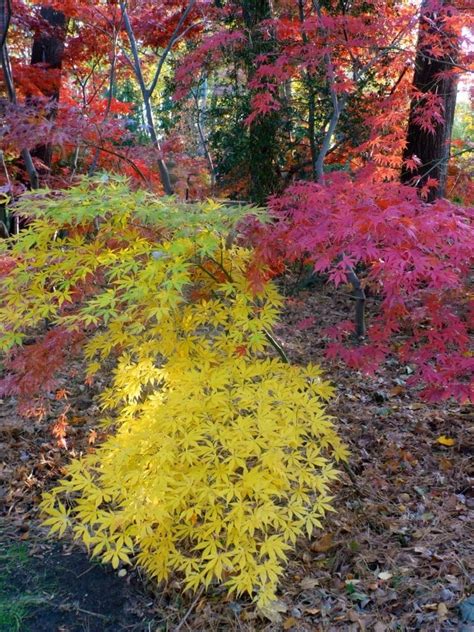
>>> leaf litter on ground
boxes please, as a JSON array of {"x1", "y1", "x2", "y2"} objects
[{"x1": 0, "y1": 280, "x2": 472, "y2": 630}]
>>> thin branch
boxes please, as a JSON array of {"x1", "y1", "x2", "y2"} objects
[
  {"x1": 196, "y1": 258, "x2": 290, "y2": 363},
  {"x1": 263, "y1": 327, "x2": 290, "y2": 363},
  {"x1": 175, "y1": 586, "x2": 205, "y2": 632},
  {"x1": 120, "y1": 2, "x2": 173, "y2": 194},
  {"x1": 83, "y1": 142, "x2": 151, "y2": 184},
  {"x1": 89, "y1": 27, "x2": 119, "y2": 175},
  {"x1": 406, "y1": 146, "x2": 473, "y2": 184},
  {"x1": 147, "y1": 0, "x2": 197, "y2": 99},
  {"x1": 388, "y1": 63, "x2": 410, "y2": 97}
]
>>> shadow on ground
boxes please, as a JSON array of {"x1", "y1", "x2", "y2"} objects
[{"x1": 0, "y1": 528, "x2": 156, "y2": 632}]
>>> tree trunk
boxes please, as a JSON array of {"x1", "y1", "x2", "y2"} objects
[
  {"x1": 401, "y1": 0, "x2": 459, "y2": 201},
  {"x1": 30, "y1": 6, "x2": 66, "y2": 168}
]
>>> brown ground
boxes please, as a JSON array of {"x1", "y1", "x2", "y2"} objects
[{"x1": 0, "y1": 282, "x2": 472, "y2": 631}]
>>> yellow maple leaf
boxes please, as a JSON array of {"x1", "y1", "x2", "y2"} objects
[{"x1": 436, "y1": 435, "x2": 455, "y2": 447}]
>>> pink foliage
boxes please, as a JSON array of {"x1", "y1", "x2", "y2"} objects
[
  {"x1": 248, "y1": 173, "x2": 474, "y2": 402},
  {"x1": 1, "y1": 99, "x2": 131, "y2": 157},
  {"x1": 174, "y1": 31, "x2": 245, "y2": 100}
]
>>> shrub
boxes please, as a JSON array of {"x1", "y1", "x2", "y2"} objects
[
  {"x1": 0, "y1": 176, "x2": 346, "y2": 606},
  {"x1": 248, "y1": 173, "x2": 474, "y2": 402}
]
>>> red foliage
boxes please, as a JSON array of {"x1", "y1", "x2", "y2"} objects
[
  {"x1": 1, "y1": 0, "x2": 210, "y2": 192},
  {"x1": 0, "y1": 327, "x2": 84, "y2": 417},
  {"x1": 248, "y1": 173, "x2": 474, "y2": 403}
]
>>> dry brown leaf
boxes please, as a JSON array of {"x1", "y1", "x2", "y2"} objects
[
  {"x1": 439, "y1": 457, "x2": 453, "y2": 471},
  {"x1": 300, "y1": 576, "x2": 320, "y2": 590},
  {"x1": 283, "y1": 617, "x2": 298, "y2": 630},
  {"x1": 310, "y1": 532, "x2": 336, "y2": 552},
  {"x1": 390, "y1": 386, "x2": 405, "y2": 397},
  {"x1": 437, "y1": 602, "x2": 449, "y2": 620}
]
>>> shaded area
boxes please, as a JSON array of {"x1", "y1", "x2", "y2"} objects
[{"x1": 0, "y1": 528, "x2": 156, "y2": 631}]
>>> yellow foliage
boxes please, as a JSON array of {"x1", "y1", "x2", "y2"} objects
[
  {"x1": 0, "y1": 176, "x2": 347, "y2": 607},
  {"x1": 42, "y1": 356, "x2": 344, "y2": 605}
]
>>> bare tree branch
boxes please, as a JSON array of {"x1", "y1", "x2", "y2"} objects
[
  {"x1": 311, "y1": 0, "x2": 346, "y2": 182},
  {"x1": 148, "y1": 0, "x2": 197, "y2": 99},
  {"x1": 119, "y1": 2, "x2": 173, "y2": 194}
]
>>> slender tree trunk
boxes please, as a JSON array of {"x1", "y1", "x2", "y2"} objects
[
  {"x1": 192, "y1": 80, "x2": 216, "y2": 188},
  {"x1": 1, "y1": 0, "x2": 38, "y2": 190},
  {"x1": 401, "y1": 0, "x2": 459, "y2": 201},
  {"x1": 120, "y1": 3, "x2": 174, "y2": 195},
  {"x1": 1, "y1": 0, "x2": 12, "y2": 50},
  {"x1": 311, "y1": 0, "x2": 348, "y2": 184}
]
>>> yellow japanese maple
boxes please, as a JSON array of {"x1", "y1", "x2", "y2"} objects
[{"x1": 0, "y1": 176, "x2": 347, "y2": 607}]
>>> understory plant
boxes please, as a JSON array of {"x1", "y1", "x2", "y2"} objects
[
  {"x1": 249, "y1": 172, "x2": 474, "y2": 403},
  {"x1": 0, "y1": 176, "x2": 347, "y2": 607}
]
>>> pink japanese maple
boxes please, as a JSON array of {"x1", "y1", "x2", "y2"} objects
[{"x1": 248, "y1": 171, "x2": 473, "y2": 402}]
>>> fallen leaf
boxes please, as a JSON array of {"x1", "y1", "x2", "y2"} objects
[
  {"x1": 390, "y1": 385, "x2": 405, "y2": 397},
  {"x1": 436, "y1": 435, "x2": 455, "y2": 447},
  {"x1": 283, "y1": 617, "x2": 298, "y2": 630},
  {"x1": 258, "y1": 600, "x2": 288, "y2": 623},
  {"x1": 377, "y1": 571, "x2": 393, "y2": 581},
  {"x1": 437, "y1": 602, "x2": 448, "y2": 620},
  {"x1": 347, "y1": 609, "x2": 364, "y2": 625},
  {"x1": 310, "y1": 532, "x2": 336, "y2": 552},
  {"x1": 299, "y1": 576, "x2": 320, "y2": 590},
  {"x1": 439, "y1": 457, "x2": 453, "y2": 471}
]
